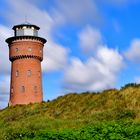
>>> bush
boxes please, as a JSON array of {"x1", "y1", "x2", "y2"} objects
[{"x1": 1, "y1": 121, "x2": 140, "y2": 140}]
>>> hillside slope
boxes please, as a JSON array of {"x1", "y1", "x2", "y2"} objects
[
  {"x1": 1, "y1": 84, "x2": 140, "y2": 120},
  {"x1": 0, "y1": 83, "x2": 140, "y2": 139}
]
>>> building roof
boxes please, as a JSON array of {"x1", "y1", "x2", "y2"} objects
[{"x1": 12, "y1": 22, "x2": 40, "y2": 30}]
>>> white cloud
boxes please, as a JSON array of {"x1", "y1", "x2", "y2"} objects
[
  {"x1": 78, "y1": 25, "x2": 102, "y2": 54},
  {"x1": 0, "y1": 25, "x2": 11, "y2": 74},
  {"x1": 2, "y1": 0, "x2": 69, "y2": 73},
  {"x1": 96, "y1": 46, "x2": 123, "y2": 73},
  {"x1": 42, "y1": 41, "x2": 69, "y2": 72},
  {"x1": 54, "y1": 0, "x2": 100, "y2": 24},
  {"x1": 0, "y1": 75, "x2": 10, "y2": 109},
  {"x1": 5, "y1": 0, "x2": 54, "y2": 35},
  {"x1": 0, "y1": 76, "x2": 10, "y2": 94},
  {"x1": 63, "y1": 46, "x2": 123, "y2": 92},
  {"x1": 125, "y1": 39, "x2": 140, "y2": 63}
]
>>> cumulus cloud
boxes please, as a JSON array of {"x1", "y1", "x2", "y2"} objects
[
  {"x1": 42, "y1": 41, "x2": 69, "y2": 72},
  {"x1": 96, "y1": 46, "x2": 123, "y2": 73},
  {"x1": 2, "y1": 0, "x2": 69, "y2": 73},
  {"x1": 63, "y1": 46, "x2": 123, "y2": 92},
  {"x1": 125, "y1": 39, "x2": 140, "y2": 63},
  {"x1": 63, "y1": 25, "x2": 124, "y2": 92},
  {"x1": 0, "y1": 25, "x2": 11, "y2": 74},
  {"x1": 5, "y1": 0, "x2": 54, "y2": 35},
  {"x1": 78, "y1": 25, "x2": 102, "y2": 53},
  {"x1": 0, "y1": 76, "x2": 10, "y2": 95},
  {"x1": 0, "y1": 75, "x2": 10, "y2": 109},
  {"x1": 54, "y1": 0, "x2": 100, "y2": 24}
]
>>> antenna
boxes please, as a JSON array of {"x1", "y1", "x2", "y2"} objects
[{"x1": 25, "y1": 15, "x2": 28, "y2": 23}]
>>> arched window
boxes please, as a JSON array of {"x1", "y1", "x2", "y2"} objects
[
  {"x1": 21, "y1": 86, "x2": 25, "y2": 93},
  {"x1": 28, "y1": 47, "x2": 32, "y2": 52},
  {"x1": 40, "y1": 48, "x2": 42, "y2": 53},
  {"x1": 16, "y1": 70, "x2": 19, "y2": 77},
  {"x1": 27, "y1": 70, "x2": 31, "y2": 76},
  {"x1": 15, "y1": 48, "x2": 18, "y2": 52},
  {"x1": 11, "y1": 87, "x2": 14, "y2": 93}
]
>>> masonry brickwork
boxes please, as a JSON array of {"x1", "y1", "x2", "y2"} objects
[{"x1": 6, "y1": 24, "x2": 46, "y2": 106}]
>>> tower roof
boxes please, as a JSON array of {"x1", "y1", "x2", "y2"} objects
[{"x1": 12, "y1": 22, "x2": 40, "y2": 30}]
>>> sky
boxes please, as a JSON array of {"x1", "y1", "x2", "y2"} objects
[{"x1": 1, "y1": 0, "x2": 140, "y2": 108}]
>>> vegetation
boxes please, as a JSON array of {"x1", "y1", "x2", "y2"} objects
[
  {"x1": 0, "y1": 83, "x2": 140, "y2": 139},
  {"x1": 1, "y1": 121, "x2": 140, "y2": 140}
]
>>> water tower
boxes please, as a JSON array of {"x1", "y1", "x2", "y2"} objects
[{"x1": 6, "y1": 22, "x2": 46, "y2": 106}]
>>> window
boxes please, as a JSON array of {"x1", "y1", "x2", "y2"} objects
[
  {"x1": 28, "y1": 47, "x2": 32, "y2": 51},
  {"x1": 21, "y1": 86, "x2": 25, "y2": 93},
  {"x1": 34, "y1": 86, "x2": 37, "y2": 93},
  {"x1": 27, "y1": 70, "x2": 31, "y2": 76},
  {"x1": 16, "y1": 29, "x2": 24, "y2": 36},
  {"x1": 40, "y1": 48, "x2": 42, "y2": 53},
  {"x1": 15, "y1": 48, "x2": 18, "y2": 52},
  {"x1": 34, "y1": 30, "x2": 38, "y2": 36},
  {"x1": 16, "y1": 70, "x2": 19, "y2": 77},
  {"x1": 11, "y1": 87, "x2": 14, "y2": 97},
  {"x1": 11, "y1": 87, "x2": 14, "y2": 93}
]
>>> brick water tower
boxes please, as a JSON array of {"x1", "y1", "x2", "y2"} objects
[{"x1": 6, "y1": 23, "x2": 46, "y2": 106}]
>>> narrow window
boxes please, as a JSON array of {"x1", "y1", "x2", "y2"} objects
[
  {"x1": 15, "y1": 48, "x2": 18, "y2": 52},
  {"x1": 34, "y1": 86, "x2": 37, "y2": 93},
  {"x1": 16, "y1": 70, "x2": 19, "y2": 77},
  {"x1": 27, "y1": 70, "x2": 31, "y2": 76},
  {"x1": 11, "y1": 87, "x2": 14, "y2": 93},
  {"x1": 21, "y1": 86, "x2": 25, "y2": 93},
  {"x1": 40, "y1": 48, "x2": 42, "y2": 53},
  {"x1": 28, "y1": 47, "x2": 32, "y2": 51},
  {"x1": 11, "y1": 87, "x2": 14, "y2": 97}
]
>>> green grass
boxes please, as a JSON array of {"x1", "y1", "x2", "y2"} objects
[
  {"x1": 0, "y1": 83, "x2": 140, "y2": 139},
  {"x1": 1, "y1": 121, "x2": 140, "y2": 140}
]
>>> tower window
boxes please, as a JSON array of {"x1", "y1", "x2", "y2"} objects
[
  {"x1": 28, "y1": 47, "x2": 32, "y2": 51},
  {"x1": 15, "y1": 48, "x2": 18, "y2": 52},
  {"x1": 34, "y1": 86, "x2": 37, "y2": 93},
  {"x1": 16, "y1": 70, "x2": 19, "y2": 77},
  {"x1": 40, "y1": 48, "x2": 42, "y2": 53},
  {"x1": 11, "y1": 87, "x2": 14, "y2": 93},
  {"x1": 27, "y1": 70, "x2": 31, "y2": 76},
  {"x1": 21, "y1": 86, "x2": 25, "y2": 93}
]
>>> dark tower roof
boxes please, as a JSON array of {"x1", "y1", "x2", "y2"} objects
[{"x1": 12, "y1": 22, "x2": 40, "y2": 30}]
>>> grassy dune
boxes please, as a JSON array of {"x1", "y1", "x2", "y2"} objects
[{"x1": 0, "y1": 83, "x2": 140, "y2": 139}]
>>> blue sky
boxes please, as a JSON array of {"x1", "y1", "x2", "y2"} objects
[{"x1": 1, "y1": 0, "x2": 140, "y2": 108}]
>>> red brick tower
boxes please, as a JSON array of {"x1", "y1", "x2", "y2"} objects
[{"x1": 6, "y1": 23, "x2": 46, "y2": 106}]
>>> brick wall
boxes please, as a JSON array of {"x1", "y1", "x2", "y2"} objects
[{"x1": 8, "y1": 39, "x2": 44, "y2": 106}]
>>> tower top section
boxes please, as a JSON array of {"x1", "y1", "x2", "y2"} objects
[
  {"x1": 13, "y1": 22, "x2": 40, "y2": 37},
  {"x1": 6, "y1": 22, "x2": 46, "y2": 44}
]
